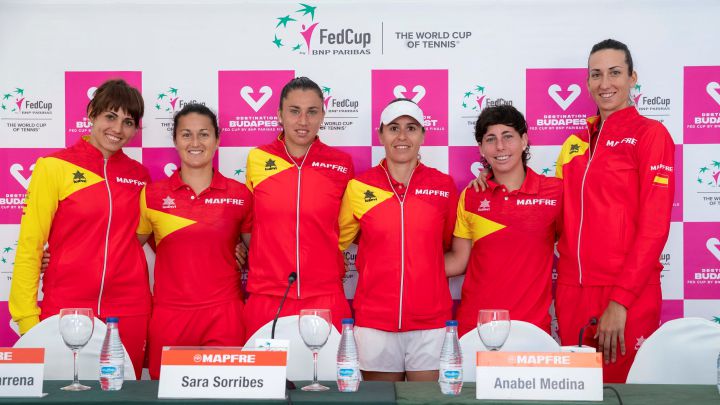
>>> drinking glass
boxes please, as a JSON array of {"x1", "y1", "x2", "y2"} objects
[
  {"x1": 59, "y1": 308, "x2": 94, "y2": 391},
  {"x1": 298, "y1": 309, "x2": 332, "y2": 391},
  {"x1": 477, "y1": 309, "x2": 511, "y2": 351}
]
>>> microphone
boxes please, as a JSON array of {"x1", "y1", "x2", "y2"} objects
[
  {"x1": 271, "y1": 272, "x2": 297, "y2": 339},
  {"x1": 270, "y1": 272, "x2": 297, "y2": 391},
  {"x1": 578, "y1": 317, "x2": 598, "y2": 347}
]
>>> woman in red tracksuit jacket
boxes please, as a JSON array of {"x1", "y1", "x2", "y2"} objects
[
  {"x1": 339, "y1": 98, "x2": 457, "y2": 382},
  {"x1": 555, "y1": 39, "x2": 675, "y2": 383},
  {"x1": 243, "y1": 77, "x2": 354, "y2": 340},
  {"x1": 10, "y1": 79, "x2": 151, "y2": 379},
  {"x1": 138, "y1": 104, "x2": 253, "y2": 380}
]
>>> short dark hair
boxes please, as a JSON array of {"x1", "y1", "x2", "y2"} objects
[
  {"x1": 279, "y1": 76, "x2": 324, "y2": 110},
  {"x1": 589, "y1": 39, "x2": 634, "y2": 75},
  {"x1": 474, "y1": 105, "x2": 530, "y2": 167},
  {"x1": 172, "y1": 103, "x2": 219, "y2": 140},
  {"x1": 87, "y1": 79, "x2": 144, "y2": 127}
]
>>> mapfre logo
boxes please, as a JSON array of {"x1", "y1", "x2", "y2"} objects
[
  {"x1": 271, "y1": 3, "x2": 373, "y2": 56},
  {"x1": 115, "y1": 177, "x2": 146, "y2": 187}
]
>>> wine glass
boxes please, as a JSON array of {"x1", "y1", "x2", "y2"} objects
[
  {"x1": 298, "y1": 309, "x2": 332, "y2": 392},
  {"x1": 59, "y1": 308, "x2": 95, "y2": 391},
  {"x1": 477, "y1": 309, "x2": 510, "y2": 351}
]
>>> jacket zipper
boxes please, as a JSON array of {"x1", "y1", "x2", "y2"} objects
[
  {"x1": 97, "y1": 158, "x2": 112, "y2": 315},
  {"x1": 577, "y1": 122, "x2": 604, "y2": 285},
  {"x1": 380, "y1": 162, "x2": 417, "y2": 330},
  {"x1": 283, "y1": 142, "x2": 312, "y2": 298}
]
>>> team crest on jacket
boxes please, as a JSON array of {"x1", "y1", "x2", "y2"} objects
[
  {"x1": 162, "y1": 196, "x2": 176, "y2": 209},
  {"x1": 364, "y1": 190, "x2": 377, "y2": 202},
  {"x1": 569, "y1": 144, "x2": 580, "y2": 154},
  {"x1": 72, "y1": 170, "x2": 86, "y2": 183},
  {"x1": 264, "y1": 159, "x2": 277, "y2": 171},
  {"x1": 478, "y1": 198, "x2": 490, "y2": 212}
]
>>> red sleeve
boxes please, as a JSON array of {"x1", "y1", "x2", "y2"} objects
[
  {"x1": 240, "y1": 186, "x2": 254, "y2": 233},
  {"x1": 555, "y1": 182, "x2": 564, "y2": 240},
  {"x1": 610, "y1": 123, "x2": 675, "y2": 308},
  {"x1": 443, "y1": 178, "x2": 459, "y2": 252}
]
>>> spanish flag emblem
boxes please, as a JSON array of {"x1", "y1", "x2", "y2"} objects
[{"x1": 653, "y1": 174, "x2": 669, "y2": 187}]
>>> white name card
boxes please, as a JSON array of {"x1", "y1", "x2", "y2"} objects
[
  {"x1": 476, "y1": 352, "x2": 603, "y2": 401},
  {"x1": 158, "y1": 347, "x2": 287, "y2": 399},
  {"x1": 0, "y1": 348, "x2": 44, "y2": 397}
]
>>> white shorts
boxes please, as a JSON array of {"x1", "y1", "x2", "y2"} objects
[{"x1": 354, "y1": 326, "x2": 445, "y2": 372}]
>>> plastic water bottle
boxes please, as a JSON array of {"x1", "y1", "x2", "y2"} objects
[
  {"x1": 439, "y1": 320, "x2": 463, "y2": 395},
  {"x1": 99, "y1": 317, "x2": 124, "y2": 391},
  {"x1": 336, "y1": 318, "x2": 360, "y2": 392}
]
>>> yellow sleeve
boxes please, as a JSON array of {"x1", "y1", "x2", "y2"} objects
[
  {"x1": 453, "y1": 189, "x2": 473, "y2": 240},
  {"x1": 136, "y1": 186, "x2": 152, "y2": 235},
  {"x1": 245, "y1": 149, "x2": 255, "y2": 193},
  {"x1": 9, "y1": 157, "x2": 59, "y2": 334},
  {"x1": 555, "y1": 134, "x2": 589, "y2": 179},
  {"x1": 338, "y1": 182, "x2": 360, "y2": 251}
]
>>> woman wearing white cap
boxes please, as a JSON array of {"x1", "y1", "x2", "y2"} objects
[{"x1": 339, "y1": 98, "x2": 458, "y2": 381}]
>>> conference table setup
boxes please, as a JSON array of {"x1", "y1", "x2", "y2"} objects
[
  {"x1": 2, "y1": 313, "x2": 719, "y2": 405},
  {"x1": 0, "y1": 381, "x2": 716, "y2": 405}
]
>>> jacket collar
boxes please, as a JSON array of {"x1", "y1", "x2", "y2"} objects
[
  {"x1": 486, "y1": 167, "x2": 540, "y2": 195},
  {"x1": 169, "y1": 168, "x2": 227, "y2": 191}
]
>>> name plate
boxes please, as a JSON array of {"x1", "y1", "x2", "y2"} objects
[
  {"x1": 0, "y1": 348, "x2": 44, "y2": 397},
  {"x1": 476, "y1": 352, "x2": 602, "y2": 401},
  {"x1": 158, "y1": 347, "x2": 287, "y2": 399}
]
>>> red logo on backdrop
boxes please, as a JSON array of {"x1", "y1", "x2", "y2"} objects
[
  {"x1": 0, "y1": 148, "x2": 59, "y2": 224},
  {"x1": 218, "y1": 70, "x2": 294, "y2": 147},
  {"x1": 64, "y1": 71, "x2": 142, "y2": 148},
  {"x1": 525, "y1": 68, "x2": 596, "y2": 145}
]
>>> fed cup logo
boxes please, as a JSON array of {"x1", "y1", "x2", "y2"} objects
[
  {"x1": 696, "y1": 160, "x2": 720, "y2": 188},
  {"x1": 547, "y1": 84, "x2": 581, "y2": 111},
  {"x1": 271, "y1": 3, "x2": 372, "y2": 56},
  {"x1": 1, "y1": 88, "x2": 26, "y2": 113}
]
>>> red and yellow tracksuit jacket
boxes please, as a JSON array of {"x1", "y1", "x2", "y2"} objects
[
  {"x1": 339, "y1": 162, "x2": 458, "y2": 332},
  {"x1": 245, "y1": 135, "x2": 353, "y2": 299},
  {"x1": 555, "y1": 106, "x2": 675, "y2": 308},
  {"x1": 454, "y1": 168, "x2": 562, "y2": 336},
  {"x1": 138, "y1": 170, "x2": 253, "y2": 308},
  {"x1": 10, "y1": 138, "x2": 151, "y2": 333}
]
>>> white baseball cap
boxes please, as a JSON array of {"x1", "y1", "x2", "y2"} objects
[{"x1": 380, "y1": 99, "x2": 425, "y2": 127}]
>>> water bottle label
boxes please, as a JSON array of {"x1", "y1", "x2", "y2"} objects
[
  {"x1": 443, "y1": 369, "x2": 461, "y2": 380},
  {"x1": 338, "y1": 368, "x2": 355, "y2": 377},
  {"x1": 100, "y1": 365, "x2": 119, "y2": 376}
]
